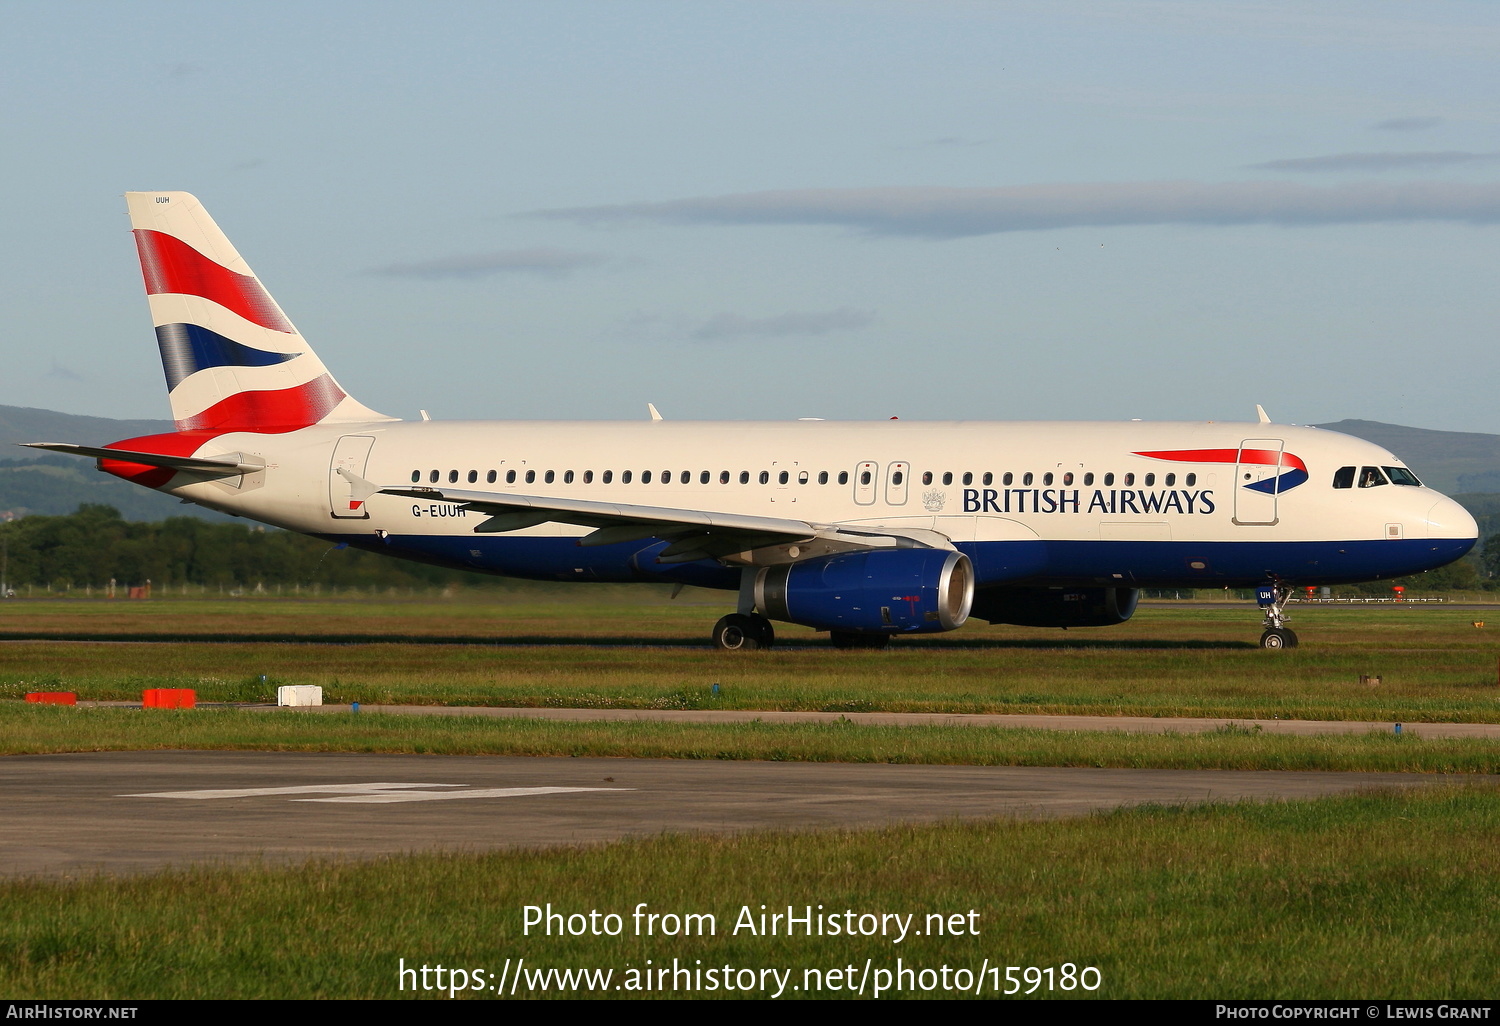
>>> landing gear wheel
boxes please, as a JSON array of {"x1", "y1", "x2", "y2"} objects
[
  {"x1": 829, "y1": 631, "x2": 891, "y2": 650},
  {"x1": 1260, "y1": 627, "x2": 1299, "y2": 650},
  {"x1": 713, "y1": 613, "x2": 774, "y2": 651}
]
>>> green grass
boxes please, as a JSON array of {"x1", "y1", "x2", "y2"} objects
[
  {"x1": 5, "y1": 703, "x2": 1499, "y2": 773},
  {"x1": 5, "y1": 785, "x2": 1499, "y2": 999}
]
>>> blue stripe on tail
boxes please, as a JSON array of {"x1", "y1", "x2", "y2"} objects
[{"x1": 154, "y1": 323, "x2": 301, "y2": 391}]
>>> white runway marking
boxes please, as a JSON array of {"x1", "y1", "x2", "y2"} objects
[
  {"x1": 120, "y1": 782, "x2": 633, "y2": 803},
  {"x1": 122, "y1": 782, "x2": 467, "y2": 800},
  {"x1": 297, "y1": 786, "x2": 630, "y2": 804}
]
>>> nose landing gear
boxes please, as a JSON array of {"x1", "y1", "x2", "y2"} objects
[{"x1": 1256, "y1": 582, "x2": 1299, "y2": 649}]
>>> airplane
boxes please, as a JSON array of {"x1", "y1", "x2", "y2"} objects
[{"x1": 27, "y1": 192, "x2": 1480, "y2": 651}]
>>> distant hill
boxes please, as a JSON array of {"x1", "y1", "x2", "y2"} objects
[
  {"x1": 0, "y1": 404, "x2": 226, "y2": 521},
  {"x1": 1313, "y1": 420, "x2": 1500, "y2": 494},
  {"x1": 0, "y1": 404, "x2": 173, "y2": 456}
]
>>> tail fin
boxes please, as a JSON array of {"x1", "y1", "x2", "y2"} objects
[{"x1": 125, "y1": 192, "x2": 393, "y2": 433}]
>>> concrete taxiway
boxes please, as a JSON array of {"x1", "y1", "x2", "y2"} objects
[{"x1": 0, "y1": 750, "x2": 1483, "y2": 878}]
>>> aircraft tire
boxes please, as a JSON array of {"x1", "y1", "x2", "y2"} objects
[
  {"x1": 1260, "y1": 627, "x2": 1299, "y2": 650},
  {"x1": 713, "y1": 614, "x2": 765, "y2": 651}
]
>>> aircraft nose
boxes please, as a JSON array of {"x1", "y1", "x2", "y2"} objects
[{"x1": 1425, "y1": 495, "x2": 1478, "y2": 541}]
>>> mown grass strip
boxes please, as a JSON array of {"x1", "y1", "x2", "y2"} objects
[
  {"x1": 5, "y1": 703, "x2": 1500, "y2": 773},
  {"x1": 4, "y1": 785, "x2": 1499, "y2": 999}
]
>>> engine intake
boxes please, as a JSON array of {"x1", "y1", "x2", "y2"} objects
[
  {"x1": 756, "y1": 549, "x2": 974, "y2": 635},
  {"x1": 970, "y1": 586, "x2": 1140, "y2": 628}
]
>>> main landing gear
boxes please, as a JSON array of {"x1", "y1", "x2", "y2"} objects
[
  {"x1": 1256, "y1": 581, "x2": 1299, "y2": 650},
  {"x1": 712, "y1": 613, "x2": 775, "y2": 651}
]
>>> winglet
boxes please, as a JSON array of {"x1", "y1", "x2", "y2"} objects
[
  {"x1": 1255, "y1": 404, "x2": 1271, "y2": 424},
  {"x1": 647, "y1": 403, "x2": 663, "y2": 421}
]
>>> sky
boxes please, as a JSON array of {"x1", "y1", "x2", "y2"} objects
[{"x1": 3, "y1": 0, "x2": 1499, "y2": 432}]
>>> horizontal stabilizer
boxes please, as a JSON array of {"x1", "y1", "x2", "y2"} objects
[{"x1": 21, "y1": 442, "x2": 258, "y2": 474}]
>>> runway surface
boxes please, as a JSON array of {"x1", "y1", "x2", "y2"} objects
[{"x1": 0, "y1": 750, "x2": 1478, "y2": 879}]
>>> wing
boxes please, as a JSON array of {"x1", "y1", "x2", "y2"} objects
[{"x1": 350, "y1": 471, "x2": 954, "y2": 566}]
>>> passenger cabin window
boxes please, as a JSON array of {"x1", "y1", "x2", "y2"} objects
[
  {"x1": 922, "y1": 471, "x2": 933, "y2": 485},
  {"x1": 818, "y1": 471, "x2": 828, "y2": 484},
  {"x1": 962, "y1": 472, "x2": 973, "y2": 486},
  {"x1": 429, "y1": 470, "x2": 439, "y2": 483},
  {"x1": 1103, "y1": 473, "x2": 1114, "y2": 486},
  {"x1": 1385, "y1": 467, "x2": 1421, "y2": 486},
  {"x1": 1359, "y1": 467, "x2": 1388, "y2": 488},
  {"x1": 468, "y1": 470, "x2": 478, "y2": 483},
  {"x1": 448, "y1": 470, "x2": 458, "y2": 483},
  {"x1": 838, "y1": 471, "x2": 849, "y2": 485},
  {"x1": 506, "y1": 470, "x2": 517, "y2": 484},
  {"x1": 942, "y1": 472, "x2": 953, "y2": 485},
  {"x1": 1123, "y1": 473, "x2": 1135, "y2": 486},
  {"x1": 701, "y1": 471, "x2": 710, "y2": 484},
  {"x1": 1333, "y1": 466, "x2": 1355, "y2": 489},
  {"x1": 487, "y1": 470, "x2": 497, "y2": 484},
  {"x1": 563, "y1": 470, "x2": 574, "y2": 484},
  {"x1": 740, "y1": 471, "x2": 750, "y2": 484},
  {"x1": 545, "y1": 470, "x2": 555, "y2": 484},
  {"x1": 779, "y1": 471, "x2": 789, "y2": 484},
  {"x1": 622, "y1": 470, "x2": 633, "y2": 484},
  {"x1": 798, "y1": 471, "x2": 809, "y2": 484},
  {"x1": 1023, "y1": 472, "x2": 1033, "y2": 486},
  {"x1": 1003, "y1": 472, "x2": 1013, "y2": 486},
  {"x1": 680, "y1": 470, "x2": 690, "y2": 484},
  {"x1": 1062, "y1": 472, "x2": 1073, "y2": 486},
  {"x1": 720, "y1": 471, "x2": 730, "y2": 484},
  {"x1": 982, "y1": 472, "x2": 993, "y2": 486},
  {"x1": 411, "y1": 470, "x2": 420, "y2": 483},
  {"x1": 1083, "y1": 472, "x2": 1094, "y2": 486},
  {"x1": 583, "y1": 470, "x2": 593, "y2": 484},
  {"x1": 860, "y1": 470, "x2": 872, "y2": 485},
  {"x1": 1185, "y1": 473, "x2": 1196, "y2": 487},
  {"x1": 1165, "y1": 473, "x2": 1175, "y2": 486},
  {"x1": 759, "y1": 471, "x2": 770, "y2": 484},
  {"x1": 1144, "y1": 473, "x2": 1155, "y2": 486},
  {"x1": 1043, "y1": 472, "x2": 1053, "y2": 486},
  {"x1": 603, "y1": 470, "x2": 613, "y2": 484},
  {"x1": 642, "y1": 471, "x2": 653, "y2": 483},
  {"x1": 892, "y1": 470, "x2": 904, "y2": 485}
]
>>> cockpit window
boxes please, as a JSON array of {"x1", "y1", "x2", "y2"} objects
[
  {"x1": 1332, "y1": 466, "x2": 1355, "y2": 489},
  {"x1": 1383, "y1": 467, "x2": 1421, "y2": 487},
  {"x1": 1358, "y1": 467, "x2": 1388, "y2": 488}
]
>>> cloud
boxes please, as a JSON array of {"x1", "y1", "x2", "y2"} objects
[
  {"x1": 1374, "y1": 116, "x2": 1444, "y2": 132},
  {"x1": 690, "y1": 308, "x2": 875, "y2": 342},
  {"x1": 1247, "y1": 151, "x2": 1498, "y2": 173},
  {"x1": 366, "y1": 248, "x2": 606, "y2": 280},
  {"x1": 45, "y1": 361, "x2": 85, "y2": 382},
  {"x1": 533, "y1": 181, "x2": 1500, "y2": 239}
]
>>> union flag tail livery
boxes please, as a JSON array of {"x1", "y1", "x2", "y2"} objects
[
  {"x1": 23, "y1": 192, "x2": 1481, "y2": 651},
  {"x1": 125, "y1": 192, "x2": 390, "y2": 432}
]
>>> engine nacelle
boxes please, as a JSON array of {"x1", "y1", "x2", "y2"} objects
[
  {"x1": 970, "y1": 586, "x2": 1140, "y2": 628},
  {"x1": 756, "y1": 549, "x2": 974, "y2": 635}
]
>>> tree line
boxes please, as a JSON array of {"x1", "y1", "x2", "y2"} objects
[{"x1": 0, "y1": 504, "x2": 475, "y2": 592}]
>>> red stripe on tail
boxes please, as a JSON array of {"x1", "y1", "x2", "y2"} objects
[
  {"x1": 134, "y1": 230, "x2": 295, "y2": 333},
  {"x1": 175, "y1": 374, "x2": 346, "y2": 433}
]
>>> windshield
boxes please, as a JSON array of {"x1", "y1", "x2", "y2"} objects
[{"x1": 1383, "y1": 466, "x2": 1421, "y2": 487}]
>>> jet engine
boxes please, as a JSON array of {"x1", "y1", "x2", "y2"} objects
[
  {"x1": 970, "y1": 586, "x2": 1140, "y2": 628},
  {"x1": 755, "y1": 549, "x2": 974, "y2": 635}
]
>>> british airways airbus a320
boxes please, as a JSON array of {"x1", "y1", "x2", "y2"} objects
[{"x1": 29, "y1": 193, "x2": 1479, "y2": 650}]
